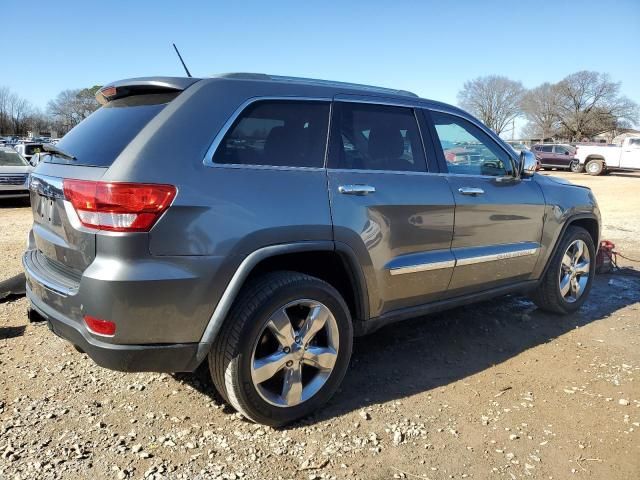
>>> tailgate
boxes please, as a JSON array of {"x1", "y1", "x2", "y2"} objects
[{"x1": 29, "y1": 169, "x2": 106, "y2": 275}]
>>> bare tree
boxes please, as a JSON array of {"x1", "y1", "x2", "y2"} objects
[
  {"x1": 47, "y1": 85, "x2": 101, "y2": 133},
  {"x1": 554, "y1": 71, "x2": 638, "y2": 140},
  {"x1": 457, "y1": 75, "x2": 525, "y2": 134},
  {"x1": 521, "y1": 83, "x2": 560, "y2": 142}
]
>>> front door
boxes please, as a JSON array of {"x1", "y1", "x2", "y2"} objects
[
  {"x1": 327, "y1": 99, "x2": 455, "y2": 318},
  {"x1": 427, "y1": 109, "x2": 546, "y2": 296}
]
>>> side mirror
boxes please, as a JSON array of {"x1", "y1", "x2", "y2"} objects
[
  {"x1": 519, "y1": 150, "x2": 537, "y2": 178},
  {"x1": 564, "y1": 151, "x2": 569, "y2": 155}
]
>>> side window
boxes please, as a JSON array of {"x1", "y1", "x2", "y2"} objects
[
  {"x1": 431, "y1": 111, "x2": 511, "y2": 176},
  {"x1": 213, "y1": 100, "x2": 330, "y2": 168},
  {"x1": 553, "y1": 146, "x2": 567, "y2": 154},
  {"x1": 329, "y1": 102, "x2": 426, "y2": 172},
  {"x1": 541, "y1": 145, "x2": 553, "y2": 153}
]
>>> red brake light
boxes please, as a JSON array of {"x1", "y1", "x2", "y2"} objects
[
  {"x1": 63, "y1": 180, "x2": 176, "y2": 232},
  {"x1": 84, "y1": 315, "x2": 116, "y2": 336}
]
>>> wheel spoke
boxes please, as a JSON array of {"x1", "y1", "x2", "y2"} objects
[
  {"x1": 575, "y1": 260, "x2": 590, "y2": 275},
  {"x1": 570, "y1": 277, "x2": 580, "y2": 297},
  {"x1": 303, "y1": 346, "x2": 337, "y2": 371},
  {"x1": 299, "y1": 304, "x2": 329, "y2": 345},
  {"x1": 252, "y1": 351, "x2": 289, "y2": 384},
  {"x1": 560, "y1": 274, "x2": 572, "y2": 296},
  {"x1": 562, "y1": 253, "x2": 572, "y2": 269},
  {"x1": 573, "y1": 241, "x2": 584, "y2": 263},
  {"x1": 267, "y1": 308, "x2": 295, "y2": 348},
  {"x1": 282, "y1": 365, "x2": 303, "y2": 405}
]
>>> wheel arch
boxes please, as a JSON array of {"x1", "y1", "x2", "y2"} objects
[
  {"x1": 540, "y1": 214, "x2": 600, "y2": 280},
  {"x1": 194, "y1": 241, "x2": 368, "y2": 364}
]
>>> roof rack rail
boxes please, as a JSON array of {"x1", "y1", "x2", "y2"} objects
[{"x1": 212, "y1": 72, "x2": 418, "y2": 98}]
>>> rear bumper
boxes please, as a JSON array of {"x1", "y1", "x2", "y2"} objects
[{"x1": 27, "y1": 284, "x2": 201, "y2": 372}]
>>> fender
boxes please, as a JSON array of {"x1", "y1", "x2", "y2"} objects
[
  {"x1": 538, "y1": 212, "x2": 600, "y2": 280},
  {"x1": 194, "y1": 240, "x2": 369, "y2": 363}
]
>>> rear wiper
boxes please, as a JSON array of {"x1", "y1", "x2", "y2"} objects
[{"x1": 42, "y1": 144, "x2": 77, "y2": 161}]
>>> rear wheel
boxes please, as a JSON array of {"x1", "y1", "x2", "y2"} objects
[
  {"x1": 530, "y1": 226, "x2": 595, "y2": 314},
  {"x1": 209, "y1": 271, "x2": 353, "y2": 426},
  {"x1": 585, "y1": 159, "x2": 604, "y2": 175}
]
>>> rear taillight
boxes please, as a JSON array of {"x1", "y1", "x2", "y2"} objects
[
  {"x1": 84, "y1": 315, "x2": 116, "y2": 336},
  {"x1": 63, "y1": 179, "x2": 176, "y2": 232}
]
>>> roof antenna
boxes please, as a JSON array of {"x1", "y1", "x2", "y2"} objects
[{"x1": 172, "y1": 43, "x2": 192, "y2": 78}]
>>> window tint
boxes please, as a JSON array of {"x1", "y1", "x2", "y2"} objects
[
  {"x1": 540, "y1": 145, "x2": 553, "y2": 152},
  {"x1": 213, "y1": 101, "x2": 330, "y2": 168},
  {"x1": 329, "y1": 102, "x2": 426, "y2": 172},
  {"x1": 628, "y1": 138, "x2": 640, "y2": 146},
  {"x1": 554, "y1": 146, "x2": 568, "y2": 154},
  {"x1": 431, "y1": 112, "x2": 511, "y2": 176},
  {"x1": 49, "y1": 93, "x2": 177, "y2": 167}
]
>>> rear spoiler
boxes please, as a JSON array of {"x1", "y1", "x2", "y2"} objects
[{"x1": 96, "y1": 77, "x2": 201, "y2": 105}]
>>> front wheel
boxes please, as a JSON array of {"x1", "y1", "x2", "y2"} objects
[
  {"x1": 209, "y1": 271, "x2": 353, "y2": 426},
  {"x1": 569, "y1": 160, "x2": 584, "y2": 173},
  {"x1": 530, "y1": 226, "x2": 595, "y2": 314}
]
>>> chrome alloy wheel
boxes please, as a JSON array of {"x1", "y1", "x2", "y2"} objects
[
  {"x1": 559, "y1": 239, "x2": 591, "y2": 303},
  {"x1": 250, "y1": 299, "x2": 339, "y2": 407}
]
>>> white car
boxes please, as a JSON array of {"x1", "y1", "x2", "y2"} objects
[
  {"x1": 0, "y1": 147, "x2": 31, "y2": 200},
  {"x1": 12, "y1": 143, "x2": 45, "y2": 165},
  {"x1": 575, "y1": 136, "x2": 640, "y2": 175}
]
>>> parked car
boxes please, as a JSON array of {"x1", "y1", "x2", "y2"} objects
[
  {"x1": 23, "y1": 73, "x2": 600, "y2": 426},
  {"x1": 0, "y1": 147, "x2": 31, "y2": 199},
  {"x1": 575, "y1": 136, "x2": 640, "y2": 175},
  {"x1": 531, "y1": 144, "x2": 580, "y2": 171},
  {"x1": 13, "y1": 143, "x2": 45, "y2": 164}
]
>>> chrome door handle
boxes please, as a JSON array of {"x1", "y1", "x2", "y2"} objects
[
  {"x1": 458, "y1": 187, "x2": 485, "y2": 196},
  {"x1": 338, "y1": 184, "x2": 376, "y2": 195}
]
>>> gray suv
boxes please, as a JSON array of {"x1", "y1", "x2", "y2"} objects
[{"x1": 23, "y1": 73, "x2": 600, "y2": 426}]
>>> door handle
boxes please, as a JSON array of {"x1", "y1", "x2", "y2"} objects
[
  {"x1": 338, "y1": 184, "x2": 376, "y2": 195},
  {"x1": 458, "y1": 187, "x2": 485, "y2": 196}
]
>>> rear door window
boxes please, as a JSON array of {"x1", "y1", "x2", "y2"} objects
[
  {"x1": 213, "y1": 100, "x2": 330, "y2": 168},
  {"x1": 47, "y1": 93, "x2": 177, "y2": 167},
  {"x1": 328, "y1": 102, "x2": 427, "y2": 172}
]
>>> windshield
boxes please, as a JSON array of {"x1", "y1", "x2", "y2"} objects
[
  {"x1": 0, "y1": 150, "x2": 28, "y2": 166},
  {"x1": 48, "y1": 93, "x2": 177, "y2": 167}
]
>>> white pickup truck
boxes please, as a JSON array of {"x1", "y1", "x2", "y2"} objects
[{"x1": 575, "y1": 136, "x2": 640, "y2": 175}]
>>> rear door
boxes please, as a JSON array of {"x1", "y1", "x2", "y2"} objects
[
  {"x1": 620, "y1": 138, "x2": 640, "y2": 169},
  {"x1": 426, "y1": 109, "x2": 545, "y2": 295},
  {"x1": 327, "y1": 98, "x2": 455, "y2": 318}
]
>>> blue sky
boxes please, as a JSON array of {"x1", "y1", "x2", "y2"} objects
[{"x1": 3, "y1": 0, "x2": 639, "y2": 119}]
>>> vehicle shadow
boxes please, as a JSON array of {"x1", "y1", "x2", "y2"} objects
[
  {"x1": 0, "y1": 325, "x2": 26, "y2": 340},
  {"x1": 176, "y1": 272, "x2": 640, "y2": 426}
]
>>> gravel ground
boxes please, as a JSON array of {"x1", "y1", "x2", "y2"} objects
[{"x1": 1, "y1": 172, "x2": 639, "y2": 480}]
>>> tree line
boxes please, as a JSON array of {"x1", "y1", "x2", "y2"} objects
[
  {"x1": 0, "y1": 85, "x2": 101, "y2": 137},
  {"x1": 457, "y1": 71, "x2": 638, "y2": 141}
]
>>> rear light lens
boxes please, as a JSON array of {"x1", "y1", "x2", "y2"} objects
[
  {"x1": 63, "y1": 180, "x2": 176, "y2": 232},
  {"x1": 84, "y1": 315, "x2": 116, "y2": 336}
]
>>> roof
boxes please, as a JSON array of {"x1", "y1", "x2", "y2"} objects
[{"x1": 211, "y1": 72, "x2": 419, "y2": 98}]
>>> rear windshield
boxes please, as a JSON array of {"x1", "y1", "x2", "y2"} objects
[
  {"x1": 46, "y1": 93, "x2": 177, "y2": 167},
  {"x1": 0, "y1": 150, "x2": 28, "y2": 166}
]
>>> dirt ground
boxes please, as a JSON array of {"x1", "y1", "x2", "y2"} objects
[{"x1": 1, "y1": 172, "x2": 639, "y2": 480}]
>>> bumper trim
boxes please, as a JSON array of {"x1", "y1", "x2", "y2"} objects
[{"x1": 27, "y1": 285, "x2": 202, "y2": 373}]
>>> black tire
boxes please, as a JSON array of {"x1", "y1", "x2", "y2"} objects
[
  {"x1": 585, "y1": 159, "x2": 604, "y2": 176},
  {"x1": 530, "y1": 226, "x2": 596, "y2": 314},
  {"x1": 209, "y1": 271, "x2": 353, "y2": 426},
  {"x1": 569, "y1": 160, "x2": 583, "y2": 173}
]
